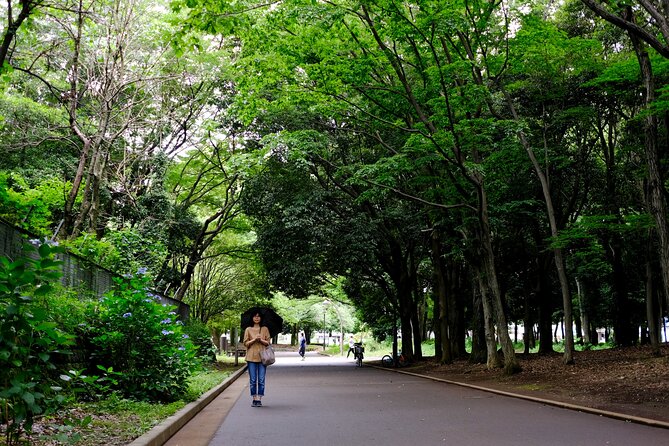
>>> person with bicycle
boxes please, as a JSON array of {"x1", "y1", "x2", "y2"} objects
[
  {"x1": 353, "y1": 341, "x2": 364, "y2": 367},
  {"x1": 346, "y1": 335, "x2": 355, "y2": 358}
]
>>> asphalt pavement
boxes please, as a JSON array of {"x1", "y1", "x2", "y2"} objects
[{"x1": 158, "y1": 351, "x2": 668, "y2": 446}]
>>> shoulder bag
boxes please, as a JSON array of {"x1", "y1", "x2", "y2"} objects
[{"x1": 260, "y1": 345, "x2": 275, "y2": 366}]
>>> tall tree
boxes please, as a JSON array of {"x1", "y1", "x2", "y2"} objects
[
  {"x1": 9, "y1": 0, "x2": 212, "y2": 240},
  {"x1": 164, "y1": 135, "x2": 257, "y2": 301},
  {"x1": 178, "y1": 0, "x2": 526, "y2": 371},
  {"x1": 500, "y1": 13, "x2": 606, "y2": 360},
  {"x1": 581, "y1": 0, "x2": 669, "y2": 316},
  {"x1": 0, "y1": 0, "x2": 47, "y2": 73}
]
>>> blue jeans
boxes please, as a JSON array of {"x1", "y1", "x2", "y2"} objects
[{"x1": 247, "y1": 361, "x2": 266, "y2": 396}]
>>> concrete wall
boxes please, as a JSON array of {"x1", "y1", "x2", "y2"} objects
[{"x1": 0, "y1": 219, "x2": 188, "y2": 320}]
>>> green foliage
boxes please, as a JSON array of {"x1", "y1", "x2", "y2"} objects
[
  {"x1": 81, "y1": 273, "x2": 198, "y2": 402},
  {"x1": 33, "y1": 286, "x2": 90, "y2": 336},
  {"x1": 36, "y1": 414, "x2": 92, "y2": 445},
  {"x1": 65, "y1": 236, "x2": 118, "y2": 270},
  {"x1": 0, "y1": 95, "x2": 73, "y2": 183},
  {"x1": 99, "y1": 228, "x2": 168, "y2": 278},
  {"x1": 182, "y1": 319, "x2": 216, "y2": 362},
  {"x1": 66, "y1": 227, "x2": 169, "y2": 279},
  {"x1": 58, "y1": 366, "x2": 121, "y2": 403},
  {"x1": 0, "y1": 172, "x2": 69, "y2": 236},
  {"x1": 182, "y1": 367, "x2": 231, "y2": 402},
  {"x1": 0, "y1": 242, "x2": 74, "y2": 444}
]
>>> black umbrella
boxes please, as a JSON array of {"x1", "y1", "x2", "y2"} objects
[{"x1": 241, "y1": 307, "x2": 284, "y2": 338}]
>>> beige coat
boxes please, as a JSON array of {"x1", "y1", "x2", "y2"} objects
[{"x1": 243, "y1": 326, "x2": 271, "y2": 363}]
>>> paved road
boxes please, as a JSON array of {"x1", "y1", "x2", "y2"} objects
[{"x1": 166, "y1": 351, "x2": 668, "y2": 446}]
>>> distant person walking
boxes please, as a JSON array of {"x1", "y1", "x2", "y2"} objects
[
  {"x1": 347, "y1": 335, "x2": 355, "y2": 358},
  {"x1": 243, "y1": 312, "x2": 271, "y2": 407},
  {"x1": 298, "y1": 332, "x2": 306, "y2": 360}
]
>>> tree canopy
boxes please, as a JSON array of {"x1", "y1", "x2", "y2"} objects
[{"x1": 1, "y1": 0, "x2": 668, "y2": 371}]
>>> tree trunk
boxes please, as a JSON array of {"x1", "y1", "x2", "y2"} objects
[
  {"x1": 173, "y1": 207, "x2": 231, "y2": 301},
  {"x1": 478, "y1": 190, "x2": 520, "y2": 373},
  {"x1": 523, "y1": 290, "x2": 534, "y2": 355},
  {"x1": 63, "y1": 2, "x2": 88, "y2": 238},
  {"x1": 606, "y1": 234, "x2": 635, "y2": 345},
  {"x1": 174, "y1": 226, "x2": 210, "y2": 301},
  {"x1": 575, "y1": 278, "x2": 591, "y2": 345},
  {"x1": 478, "y1": 273, "x2": 501, "y2": 369},
  {"x1": 646, "y1": 236, "x2": 661, "y2": 356},
  {"x1": 536, "y1": 260, "x2": 555, "y2": 355},
  {"x1": 597, "y1": 96, "x2": 635, "y2": 346},
  {"x1": 430, "y1": 229, "x2": 452, "y2": 363},
  {"x1": 626, "y1": 9, "x2": 669, "y2": 316},
  {"x1": 503, "y1": 90, "x2": 574, "y2": 364},
  {"x1": 358, "y1": 5, "x2": 515, "y2": 369},
  {"x1": 72, "y1": 146, "x2": 108, "y2": 237},
  {"x1": 448, "y1": 263, "x2": 467, "y2": 358},
  {"x1": 411, "y1": 306, "x2": 423, "y2": 360},
  {"x1": 432, "y1": 291, "x2": 443, "y2": 360},
  {"x1": 0, "y1": 0, "x2": 35, "y2": 69},
  {"x1": 469, "y1": 280, "x2": 487, "y2": 364},
  {"x1": 399, "y1": 304, "x2": 413, "y2": 361}
]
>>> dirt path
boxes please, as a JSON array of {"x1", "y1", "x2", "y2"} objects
[{"x1": 392, "y1": 344, "x2": 669, "y2": 423}]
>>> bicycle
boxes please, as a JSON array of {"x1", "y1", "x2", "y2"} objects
[
  {"x1": 381, "y1": 351, "x2": 408, "y2": 368},
  {"x1": 353, "y1": 343, "x2": 364, "y2": 367}
]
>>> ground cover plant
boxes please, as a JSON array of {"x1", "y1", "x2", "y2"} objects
[
  {"x1": 0, "y1": 245, "x2": 210, "y2": 445},
  {"x1": 14, "y1": 365, "x2": 239, "y2": 446}
]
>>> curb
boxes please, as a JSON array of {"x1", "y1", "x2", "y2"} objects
[
  {"x1": 370, "y1": 364, "x2": 669, "y2": 430},
  {"x1": 128, "y1": 366, "x2": 247, "y2": 446}
]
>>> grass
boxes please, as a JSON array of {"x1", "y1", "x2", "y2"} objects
[
  {"x1": 322, "y1": 339, "x2": 437, "y2": 358},
  {"x1": 7, "y1": 364, "x2": 241, "y2": 446},
  {"x1": 324, "y1": 338, "x2": 615, "y2": 359},
  {"x1": 182, "y1": 367, "x2": 238, "y2": 401},
  {"x1": 56, "y1": 396, "x2": 187, "y2": 445},
  {"x1": 515, "y1": 340, "x2": 615, "y2": 353}
]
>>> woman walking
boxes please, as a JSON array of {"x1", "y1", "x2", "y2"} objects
[
  {"x1": 243, "y1": 312, "x2": 271, "y2": 407},
  {"x1": 298, "y1": 332, "x2": 306, "y2": 360}
]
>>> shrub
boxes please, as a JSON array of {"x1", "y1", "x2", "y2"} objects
[
  {"x1": 0, "y1": 242, "x2": 75, "y2": 444},
  {"x1": 81, "y1": 272, "x2": 197, "y2": 402},
  {"x1": 33, "y1": 285, "x2": 89, "y2": 346},
  {"x1": 182, "y1": 319, "x2": 217, "y2": 363}
]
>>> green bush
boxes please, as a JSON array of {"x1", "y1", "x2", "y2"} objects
[
  {"x1": 0, "y1": 242, "x2": 75, "y2": 444},
  {"x1": 81, "y1": 272, "x2": 198, "y2": 403},
  {"x1": 34, "y1": 286, "x2": 89, "y2": 341},
  {"x1": 182, "y1": 319, "x2": 217, "y2": 363}
]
